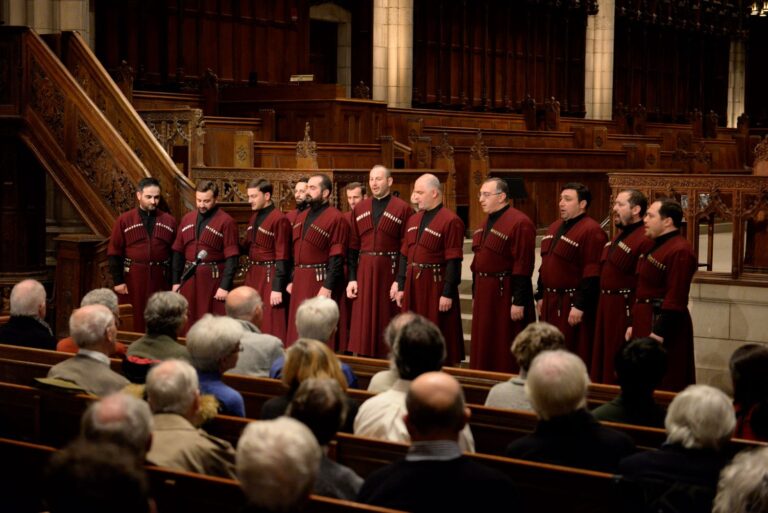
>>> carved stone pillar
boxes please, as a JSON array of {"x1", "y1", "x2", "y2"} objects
[
  {"x1": 727, "y1": 39, "x2": 746, "y2": 129},
  {"x1": 372, "y1": 0, "x2": 413, "y2": 108},
  {"x1": 584, "y1": 0, "x2": 615, "y2": 120},
  {"x1": 4, "y1": 0, "x2": 92, "y2": 47}
]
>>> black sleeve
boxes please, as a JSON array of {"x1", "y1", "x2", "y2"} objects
[
  {"x1": 272, "y1": 260, "x2": 288, "y2": 292},
  {"x1": 441, "y1": 258, "x2": 461, "y2": 297},
  {"x1": 219, "y1": 255, "x2": 239, "y2": 291},
  {"x1": 172, "y1": 252, "x2": 185, "y2": 284},
  {"x1": 653, "y1": 310, "x2": 683, "y2": 340},
  {"x1": 572, "y1": 276, "x2": 600, "y2": 312},
  {"x1": 323, "y1": 255, "x2": 344, "y2": 290},
  {"x1": 396, "y1": 254, "x2": 408, "y2": 291},
  {"x1": 510, "y1": 274, "x2": 533, "y2": 307},
  {"x1": 347, "y1": 248, "x2": 360, "y2": 281},
  {"x1": 109, "y1": 255, "x2": 125, "y2": 285},
  {"x1": 534, "y1": 267, "x2": 543, "y2": 301}
]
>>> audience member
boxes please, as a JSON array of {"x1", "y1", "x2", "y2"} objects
[
  {"x1": 505, "y1": 349, "x2": 634, "y2": 472},
  {"x1": 354, "y1": 314, "x2": 475, "y2": 452},
  {"x1": 269, "y1": 296, "x2": 358, "y2": 388},
  {"x1": 261, "y1": 338, "x2": 358, "y2": 431},
  {"x1": 237, "y1": 417, "x2": 322, "y2": 513},
  {"x1": 619, "y1": 384, "x2": 736, "y2": 513},
  {"x1": 124, "y1": 291, "x2": 190, "y2": 383},
  {"x1": 46, "y1": 305, "x2": 129, "y2": 396},
  {"x1": 713, "y1": 447, "x2": 768, "y2": 513},
  {"x1": 224, "y1": 286, "x2": 284, "y2": 377},
  {"x1": 56, "y1": 288, "x2": 127, "y2": 357},
  {"x1": 729, "y1": 343, "x2": 768, "y2": 441},
  {"x1": 144, "y1": 359, "x2": 237, "y2": 479},
  {"x1": 80, "y1": 392, "x2": 153, "y2": 460},
  {"x1": 0, "y1": 279, "x2": 56, "y2": 350},
  {"x1": 287, "y1": 378, "x2": 364, "y2": 500},
  {"x1": 358, "y1": 372, "x2": 515, "y2": 512},
  {"x1": 186, "y1": 313, "x2": 245, "y2": 417},
  {"x1": 367, "y1": 312, "x2": 416, "y2": 393},
  {"x1": 485, "y1": 322, "x2": 565, "y2": 410},
  {"x1": 43, "y1": 440, "x2": 152, "y2": 513},
  {"x1": 592, "y1": 337, "x2": 667, "y2": 427}
]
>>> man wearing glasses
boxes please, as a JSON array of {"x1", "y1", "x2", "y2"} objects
[{"x1": 470, "y1": 177, "x2": 536, "y2": 372}]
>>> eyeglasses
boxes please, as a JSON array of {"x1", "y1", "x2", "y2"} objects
[{"x1": 477, "y1": 192, "x2": 503, "y2": 199}]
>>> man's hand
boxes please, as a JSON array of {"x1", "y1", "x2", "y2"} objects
[
  {"x1": 536, "y1": 299, "x2": 542, "y2": 318},
  {"x1": 114, "y1": 284, "x2": 128, "y2": 295},
  {"x1": 389, "y1": 282, "x2": 399, "y2": 301},
  {"x1": 347, "y1": 281, "x2": 358, "y2": 299},
  {"x1": 625, "y1": 327, "x2": 633, "y2": 341},
  {"x1": 214, "y1": 288, "x2": 229, "y2": 301},
  {"x1": 439, "y1": 296, "x2": 452, "y2": 312},
  {"x1": 172, "y1": 284, "x2": 180, "y2": 293},
  {"x1": 270, "y1": 291, "x2": 282, "y2": 306},
  {"x1": 395, "y1": 291, "x2": 404, "y2": 308},
  {"x1": 286, "y1": 283, "x2": 293, "y2": 295},
  {"x1": 649, "y1": 332, "x2": 664, "y2": 344},
  {"x1": 510, "y1": 305, "x2": 524, "y2": 322},
  {"x1": 317, "y1": 287, "x2": 332, "y2": 298},
  {"x1": 567, "y1": 307, "x2": 583, "y2": 327}
]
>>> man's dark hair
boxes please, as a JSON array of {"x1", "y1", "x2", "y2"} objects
[
  {"x1": 405, "y1": 383, "x2": 465, "y2": 435},
  {"x1": 484, "y1": 177, "x2": 510, "y2": 200},
  {"x1": 297, "y1": 176, "x2": 310, "y2": 185},
  {"x1": 561, "y1": 182, "x2": 591, "y2": 208},
  {"x1": 196, "y1": 179, "x2": 219, "y2": 197},
  {"x1": 136, "y1": 177, "x2": 161, "y2": 193},
  {"x1": 614, "y1": 338, "x2": 668, "y2": 396},
  {"x1": 393, "y1": 315, "x2": 446, "y2": 380},
  {"x1": 730, "y1": 344, "x2": 768, "y2": 439},
  {"x1": 44, "y1": 440, "x2": 150, "y2": 513},
  {"x1": 623, "y1": 189, "x2": 648, "y2": 217},
  {"x1": 287, "y1": 378, "x2": 347, "y2": 446},
  {"x1": 311, "y1": 173, "x2": 333, "y2": 195},
  {"x1": 657, "y1": 197, "x2": 684, "y2": 228},
  {"x1": 346, "y1": 182, "x2": 366, "y2": 196},
  {"x1": 247, "y1": 178, "x2": 273, "y2": 195}
]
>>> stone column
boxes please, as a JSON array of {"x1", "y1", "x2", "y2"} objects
[
  {"x1": 3, "y1": 0, "x2": 92, "y2": 47},
  {"x1": 373, "y1": 0, "x2": 413, "y2": 108},
  {"x1": 584, "y1": 0, "x2": 615, "y2": 120},
  {"x1": 727, "y1": 39, "x2": 746, "y2": 129}
]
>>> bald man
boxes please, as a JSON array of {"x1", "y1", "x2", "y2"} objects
[
  {"x1": 225, "y1": 286, "x2": 284, "y2": 377},
  {"x1": 347, "y1": 166, "x2": 413, "y2": 358},
  {"x1": 357, "y1": 372, "x2": 514, "y2": 511},
  {"x1": 0, "y1": 279, "x2": 56, "y2": 349},
  {"x1": 394, "y1": 174, "x2": 464, "y2": 365}
]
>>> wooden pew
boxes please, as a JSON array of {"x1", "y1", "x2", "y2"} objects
[
  {"x1": 0, "y1": 343, "x2": 122, "y2": 372},
  {"x1": 0, "y1": 437, "x2": 405, "y2": 513}
]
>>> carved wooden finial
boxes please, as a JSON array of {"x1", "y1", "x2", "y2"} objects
[
  {"x1": 755, "y1": 136, "x2": 768, "y2": 164},
  {"x1": 470, "y1": 130, "x2": 488, "y2": 161},
  {"x1": 433, "y1": 132, "x2": 454, "y2": 160},
  {"x1": 296, "y1": 122, "x2": 317, "y2": 159},
  {"x1": 353, "y1": 80, "x2": 371, "y2": 99}
]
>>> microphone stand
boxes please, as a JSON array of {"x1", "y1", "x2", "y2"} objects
[{"x1": 176, "y1": 262, "x2": 199, "y2": 295}]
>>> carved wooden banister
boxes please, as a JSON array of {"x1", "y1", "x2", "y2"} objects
[
  {"x1": 1, "y1": 27, "x2": 147, "y2": 236},
  {"x1": 57, "y1": 31, "x2": 195, "y2": 217}
]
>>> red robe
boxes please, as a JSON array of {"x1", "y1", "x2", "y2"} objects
[
  {"x1": 286, "y1": 205, "x2": 348, "y2": 347},
  {"x1": 591, "y1": 223, "x2": 654, "y2": 384},
  {"x1": 538, "y1": 215, "x2": 607, "y2": 365},
  {"x1": 347, "y1": 195, "x2": 412, "y2": 357},
  {"x1": 401, "y1": 206, "x2": 465, "y2": 365},
  {"x1": 243, "y1": 207, "x2": 291, "y2": 343},
  {"x1": 631, "y1": 232, "x2": 696, "y2": 391},
  {"x1": 107, "y1": 208, "x2": 177, "y2": 332},
  {"x1": 470, "y1": 206, "x2": 536, "y2": 372},
  {"x1": 172, "y1": 208, "x2": 239, "y2": 326}
]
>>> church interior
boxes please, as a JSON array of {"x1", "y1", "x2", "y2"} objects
[{"x1": 2, "y1": 0, "x2": 768, "y2": 511}]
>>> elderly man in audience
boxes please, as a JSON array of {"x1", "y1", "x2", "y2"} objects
[
  {"x1": 505, "y1": 349, "x2": 635, "y2": 472},
  {"x1": 354, "y1": 314, "x2": 474, "y2": 451},
  {"x1": 144, "y1": 359, "x2": 237, "y2": 478},
  {"x1": 124, "y1": 291, "x2": 190, "y2": 382},
  {"x1": 186, "y1": 313, "x2": 245, "y2": 417},
  {"x1": 592, "y1": 337, "x2": 667, "y2": 427},
  {"x1": 485, "y1": 321, "x2": 565, "y2": 410},
  {"x1": 57, "y1": 288, "x2": 127, "y2": 357},
  {"x1": 270, "y1": 296, "x2": 358, "y2": 388},
  {"x1": 0, "y1": 279, "x2": 56, "y2": 349},
  {"x1": 366, "y1": 311, "x2": 417, "y2": 393},
  {"x1": 713, "y1": 446, "x2": 768, "y2": 513},
  {"x1": 237, "y1": 417, "x2": 322, "y2": 513},
  {"x1": 46, "y1": 305, "x2": 129, "y2": 396},
  {"x1": 619, "y1": 384, "x2": 736, "y2": 513},
  {"x1": 224, "y1": 285, "x2": 284, "y2": 377},
  {"x1": 287, "y1": 378, "x2": 364, "y2": 500},
  {"x1": 80, "y1": 392, "x2": 153, "y2": 461},
  {"x1": 43, "y1": 440, "x2": 152, "y2": 513},
  {"x1": 358, "y1": 372, "x2": 514, "y2": 511}
]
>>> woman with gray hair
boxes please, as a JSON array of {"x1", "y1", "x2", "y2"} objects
[
  {"x1": 619, "y1": 384, "x2": 737, "y2": 513},
  {"x1": 713, "y1": 447, "x2": 768, "y2": 513}
]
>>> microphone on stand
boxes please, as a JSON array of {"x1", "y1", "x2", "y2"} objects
[{"x1": 178, "y1": 249, "x2": 208, "y2": 289}]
